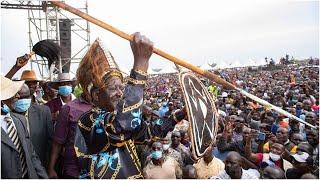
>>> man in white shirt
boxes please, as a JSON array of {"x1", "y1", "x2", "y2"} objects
[{"x1": 211, "y1": 151, "x2": 259, "y2": 179}]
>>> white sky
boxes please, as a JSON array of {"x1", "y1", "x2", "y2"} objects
[{"x1": 1, "y1": 0, "x2": 319, "y2": 78}]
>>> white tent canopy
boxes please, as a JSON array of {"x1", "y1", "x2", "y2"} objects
[
  {"x1": 200, "y1": 62, "x2": 213, "y2": 70},
  {"x1": 148, "y1": 64, "x2": 178, "y2": 74},
  {"x1": 161, "y1": 64, "x2": 177, "y2": 74},
  {"x1": 214, "y1": 61, "x2": 228, "y2": 69}
]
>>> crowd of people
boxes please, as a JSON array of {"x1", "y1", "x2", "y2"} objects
[{"x1": 1, "y1": 32, "x2": 319, "y2": 179}]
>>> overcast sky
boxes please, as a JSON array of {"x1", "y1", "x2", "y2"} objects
[{"x1": 1, "y1": 0, "x2": 319, "y2": 78}]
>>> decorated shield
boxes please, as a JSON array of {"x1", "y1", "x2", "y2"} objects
[{"x1": 179, "y1": 71, "x2": 219, "y2": 159}]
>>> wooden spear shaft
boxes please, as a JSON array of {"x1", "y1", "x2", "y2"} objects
[
  {"x1": 49, "y1": 1, "x2": 317, "y2": 129},
  {"x1": 50, "y1": 1, "x2": 233, "y2": 88}
]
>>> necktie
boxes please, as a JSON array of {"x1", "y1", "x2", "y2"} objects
[{"x1": 5, "y1": 117, "x2": 28, "y2": 178}]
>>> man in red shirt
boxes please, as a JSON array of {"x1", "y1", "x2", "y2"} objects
[{"x1": 244, "y1": 134, "x2": 292, "y2": 172}]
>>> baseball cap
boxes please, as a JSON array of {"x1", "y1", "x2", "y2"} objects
[{"x1": 291, "y1": 152, "x2": 309, "y2": 163}]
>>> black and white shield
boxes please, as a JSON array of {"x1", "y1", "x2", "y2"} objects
[{"x1": 179, "y1": 72, "x2": 219, "y2": 159}]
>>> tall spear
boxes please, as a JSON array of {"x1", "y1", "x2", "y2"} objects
[{"x1": 50, "y1": 1, "x2": 316, "y2": 129}]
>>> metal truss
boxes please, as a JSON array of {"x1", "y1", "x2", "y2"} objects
[{"x1": 1, "y1": 0, "x2": 90, "y2": 80}]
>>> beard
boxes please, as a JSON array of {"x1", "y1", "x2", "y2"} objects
[{"x1": 111, "y1": 99, "x2": 120, "y2": 110}]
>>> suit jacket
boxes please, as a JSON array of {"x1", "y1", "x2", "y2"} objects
[
  {"x1": 1, "y1": 113, "x2": 48, "y2": 179},
  {"x1": 28, "y1": 104, "x2": 53, "y2": 169}
]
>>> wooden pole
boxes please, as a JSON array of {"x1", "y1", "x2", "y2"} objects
[{"x1": 49, "y1": 1, "x2": 316, "y2": 129}]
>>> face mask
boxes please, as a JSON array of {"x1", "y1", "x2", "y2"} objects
[
  {"x1": 1, "y1": 104, "x2": 10, "y2": 114},
  {"x1": 151, "y1": 150, "x2": 162, "y2": 160},
  {"x1": 58, "y1": 85, "x2": 73, "y2": 97},
  {"x1": 14, "y1": 99, "x2": 31, "y2": 112},
  {"x1": 269, "y1": 152, "x2": 281, "y2": 161},
  {"x1": 163, "y1": 144, "x2": 170, "y2": 151}
]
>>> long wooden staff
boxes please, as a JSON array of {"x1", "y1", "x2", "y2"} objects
[{"x1": 50, "y1": 1, "x2": 316, "y2": 129}]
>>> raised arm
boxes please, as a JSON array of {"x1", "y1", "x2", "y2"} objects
[
  {"x1": 5, "y1": 54, "x2": 30, "y2": 79},
  {"x1": 77, "y1": 32, "x2": 154, "y2": 153},
  {"x1": 110, "y1": 32, "x2": 153, "y2": 133},
  {"x1": 244, "y1": 133, "x2": 261, "y2": 163},
  {"x1": 217, "y1": 122, "x2": 236, "y2": 152}
]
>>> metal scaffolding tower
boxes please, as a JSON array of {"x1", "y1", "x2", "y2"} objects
[{"x1": 1, "y1": 0, "x2": 90, "y2": 79}]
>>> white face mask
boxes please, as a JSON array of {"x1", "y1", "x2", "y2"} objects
[
  {"x1": 269, "y1": 152, "x2": 281, "y2": 161},
  {"x1": 163, "y1": 144, "x2": 170, "y2": 151}
]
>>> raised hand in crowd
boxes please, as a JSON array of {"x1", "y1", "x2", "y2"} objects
[{"x1": 5, "y1": 53, "x2": 31, "y2": 79}]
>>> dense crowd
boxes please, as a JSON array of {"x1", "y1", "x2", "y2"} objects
[
  {"x1": 1, "y1": 32, "x2": 319, "y2": 179},
  {"x1": 141, "y1": 63, "x2": 319, "y2": 179}
]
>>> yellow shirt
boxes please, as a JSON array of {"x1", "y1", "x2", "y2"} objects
[
  {"x1": 193, "y1": 157, "x2": 225, "y2": 179},
  {"x1": 290, "y1": 145, "x2": 297, "y2": 153}
]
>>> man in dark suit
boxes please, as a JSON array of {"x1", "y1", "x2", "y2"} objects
[
  {"x1": 12, "y1": 83, "x2": 53, "y2": 170},
  {"x1": 5, "y1": 56, "x2": 53, "y2": 169},
  {"x1": 1, "y1": 75, "x2": 48, "y2": 178},
  {"x1": 28, "y1": 103, "x2": 53, "y2": 169}
]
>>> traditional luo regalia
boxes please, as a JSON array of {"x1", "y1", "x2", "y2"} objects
[{"x1": 74, "y1": 39, "x2": 186, "y2": 179}]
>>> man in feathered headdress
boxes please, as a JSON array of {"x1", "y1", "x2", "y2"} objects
[
  {"x1": 48, "y1": 37, "x2": 121, "y2": 178},
  {"x1": 74, "y1": 32, "x2": 187, "y2": 179}
]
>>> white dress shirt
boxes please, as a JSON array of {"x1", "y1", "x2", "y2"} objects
[
  {"x1": 210, "y1": 169, "x2": 260, "y2": 179},
  {"x1": 1, "y1": 113, "x2": 16, "y2": 133}
]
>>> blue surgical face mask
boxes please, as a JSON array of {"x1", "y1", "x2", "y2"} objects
[
  {"x1": 1, "y1": 104, "x2": 10, "y2": 114},
  {"x1": 151, "y1": 150, "x2": 162, "y2": 160},
  {"x1": 14, "y1": 98, "x2": 31, "y2": 112},
  {"x1": 58, "y1": 85, "x2": 73, "y2": 97}
]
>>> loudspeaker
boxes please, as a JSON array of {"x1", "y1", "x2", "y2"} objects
[{"x1": 59, "y1": 19, "x2": 71, "y2": 73}]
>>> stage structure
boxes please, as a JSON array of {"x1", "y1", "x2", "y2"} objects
[{"x1": 1, "y1": 0, "x2": 90, "y2": 79}]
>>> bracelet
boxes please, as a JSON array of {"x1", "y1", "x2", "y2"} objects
[
  {"x1": 133, "y1": 69, "x2": 148, "y2": 77},
  {"x1": 130, "y1": 69, "x2": 147, "y2": 81},
  {"x1": 127, "y1": 77, "x2": 146, "y2": 85}
]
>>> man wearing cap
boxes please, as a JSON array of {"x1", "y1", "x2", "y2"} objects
[
  {"x1": 286, "y1": 142, "x2": 315, "y2": 178},
  {"x1": 20, "y1": 70, "x2": 45, "y2": 104},
  {"x1": 1, "y1": 76, "x2": 48, "y2": 178},
  {"x1": 245, "y1": 137, "x2": 293, "y2": 172},
  {"x1": 45, "y1": 73, "x2": 76, "y2": 123}
]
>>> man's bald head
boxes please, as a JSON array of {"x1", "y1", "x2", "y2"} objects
[
  {"x1": 262, "y1": 166, "x2": 285, "y2": 179},
  {"x1": 301, "y1": 173, "x2": 317, "y2": 179},
  {"x1": 226, "y1": 151, "x2": 242, "y2": 162},
  {"x1": 182, "y1": 165, "x2": 198, "y2": 179},
  {"x1": 225, "y1": 151, "x2": 243, "y2": 179}
]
